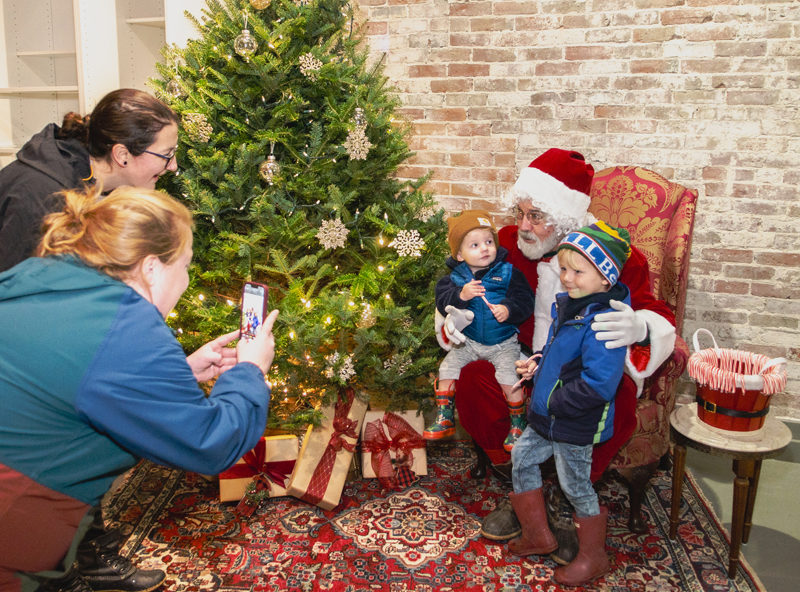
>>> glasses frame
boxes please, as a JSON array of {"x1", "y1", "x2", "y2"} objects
[
  {"x1": 514, "y1": 206, "x2": 550, "y2": 226},
  {"x1": 141, "y1": 148, "x2": 177, "y2": 171}
]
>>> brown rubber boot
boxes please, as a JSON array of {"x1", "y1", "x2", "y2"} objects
[
  {"x1": 507, "y1": 488, "x2": 558, "y2": 556},
  {"x1": 554, "y1": 506, "x2": 610, "y2": 586}
]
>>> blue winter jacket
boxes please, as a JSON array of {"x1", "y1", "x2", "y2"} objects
[
  {"x1": 528, "y1": 283, "x2": 630, "y2": 446},
  {"x1": 0, "y1": 256, "x2": 270, "y2": 505}
]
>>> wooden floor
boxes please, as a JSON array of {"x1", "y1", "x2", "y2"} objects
[{"x1": 686, "y1": 417, "x2": 800, "y2": 592}]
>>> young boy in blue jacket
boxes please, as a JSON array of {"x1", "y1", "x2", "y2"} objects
[
  {"x1": 424, "y1": 210, "x2": 535, "y2": 451},
  {"x1": 507, "y1": 221, "x2": 632, "y2": 587}
]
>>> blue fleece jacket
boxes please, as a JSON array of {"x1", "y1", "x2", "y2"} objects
[
  {"x1": 528, "y1": 283, "x2": 630, "y2": 446},
  {"x1": 435, "y1": 247, "x2": 535, "y2": 346},
  {"x1": 0, "y1": 256, "x2": 270, "y2": 505}
]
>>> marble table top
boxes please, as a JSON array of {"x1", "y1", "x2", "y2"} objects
[{"x1": 671, "y1": 403, "x2": 792, "y2": 456}]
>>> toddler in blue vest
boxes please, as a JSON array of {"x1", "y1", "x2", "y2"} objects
[
  {"x1": 424, "y1": 210, "x2": 535, "y2": 451},
  {"x1": 507, "y1": 221, "x2": 631, "y2": 587}
]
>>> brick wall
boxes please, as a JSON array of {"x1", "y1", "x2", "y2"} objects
[{"x1": 355, "y1": 0, "x2": 800, "y2": 420}]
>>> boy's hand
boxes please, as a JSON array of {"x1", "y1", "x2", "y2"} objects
[
  {"x1": 459, "y1": 279, "x2": 485, "y2": 301},
  {"x1": 512, "y1": 353, "x2": 542, "y2": 388},
  {"x1": 491, "y1": 303, "x2": 509, "y2": 322}
]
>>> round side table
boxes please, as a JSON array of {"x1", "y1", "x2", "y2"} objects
[{"x1": 668, "y1": 402, "x2": 792, "y2": 578}]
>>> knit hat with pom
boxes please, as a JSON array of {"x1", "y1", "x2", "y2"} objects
[{"x1": 558, "y1": 220, "x2": 631, "y2": 286}]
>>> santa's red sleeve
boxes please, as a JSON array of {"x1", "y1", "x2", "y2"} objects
[{"x1": 619, "y1": 246, "x2": 676, "y2": 391}]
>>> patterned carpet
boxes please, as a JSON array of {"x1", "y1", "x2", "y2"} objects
[{"x1": 104, "y1": 441, "x2": 765, "y2": 592}]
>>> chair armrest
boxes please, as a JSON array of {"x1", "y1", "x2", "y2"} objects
[{"x1": 640, "y1": 335, "x2": 689, "y2": 417}]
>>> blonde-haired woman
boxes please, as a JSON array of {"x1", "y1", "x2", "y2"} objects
[{"x1": 0, "y1": 185, "x2": 278, "y2": 592}]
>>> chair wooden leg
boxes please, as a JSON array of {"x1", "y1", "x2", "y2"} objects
[
  {"x1": 618, "y1": 461, "x2": 660, "y2": 534},
  {"x1": 470, "y1": 440, "x2": 490, "y2": 479}
]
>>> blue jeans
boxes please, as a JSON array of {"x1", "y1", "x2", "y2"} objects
[{"x1": 511, "y1": 426, "x2": 599, "y2": 517}]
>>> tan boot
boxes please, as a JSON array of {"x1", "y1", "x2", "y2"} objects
[
  {"x1": 554, "y1": 506, "x2": 610, "y2": 586},
  {"x1": 507, "y1": 488, "x2": 558, "y2": 556}
]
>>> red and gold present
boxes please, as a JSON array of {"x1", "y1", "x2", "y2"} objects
[
  {"x1": 361, "y1": 410, "x2": 427, "y2": 488},
  {"x1": 218, "y1": 434, "x2": 298, "y2": 503},
  {"x1": 285, "y1": 388, "x2": 368, "y2": 510}
]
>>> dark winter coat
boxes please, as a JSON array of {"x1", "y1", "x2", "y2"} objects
[
  {"x1": 435, "y1": 246, "x2": 535, "y2": 346},
  {"x1": 528, "y1": 283, "x2": 630, "y2": 446},
  {"x1": 0, "y1": 124, "x2": 92, "y2": 272}
]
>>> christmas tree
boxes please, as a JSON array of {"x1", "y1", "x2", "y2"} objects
[{"x1": 152, "y1": 0, "x2": 448, "y2": 429}]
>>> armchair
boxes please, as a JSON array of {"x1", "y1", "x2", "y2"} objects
[{"x1": 588, "y1": 166, "x2": 698, "y2": 532}]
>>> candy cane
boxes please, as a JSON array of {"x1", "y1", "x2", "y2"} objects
[{"x1": 688, "y1": 342, "x2": 786, "y2": 395}]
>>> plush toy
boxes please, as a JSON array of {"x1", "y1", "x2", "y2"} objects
[{"x1": 434, "y1": 304, "x2": 474, "y2": 351}]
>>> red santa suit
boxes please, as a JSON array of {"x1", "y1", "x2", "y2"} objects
[{"x1": 454, "y1": 224, "x2": 676, "y2": 479}]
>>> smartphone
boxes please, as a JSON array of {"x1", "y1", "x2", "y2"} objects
[{"x1": 240, "y1": 281, "x2": 269, "y2": 340}]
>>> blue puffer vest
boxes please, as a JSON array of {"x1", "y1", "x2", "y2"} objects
[{"x1": 450, "y1": 259, "x2": 517, "y2": 345}]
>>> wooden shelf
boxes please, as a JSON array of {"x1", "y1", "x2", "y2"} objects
[
  {"x1": 126, "y1": 17, "x2": 165, "y2": 27},
  {"x1": 0, "y1": 86, "x2": 80, "y2": 94},
  {"x1": 16, "y1": 50, "x2": 76, "y2": 57}
]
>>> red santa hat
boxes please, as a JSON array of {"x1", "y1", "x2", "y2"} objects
[{"x1": 506, "y1": 148, "x2": 595, "y2": 233}]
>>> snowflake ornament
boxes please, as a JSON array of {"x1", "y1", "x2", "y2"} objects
[
  {"x1": 390, "y1": 229, "x2": 425, "y2": 258},
  {"x1": 182, "y1": 112, "x2": 213, "y2": 143},
  {"x1": 324, "y1": 352, "x2": 356, "y2": 383},
  {"x1": 384, "y1": 354, "x2": 412, "y2": 375},
  {"x1": 344, "y1": 127, "x2": 372, "y2": 160},
  {"x1": 415, "y1": 205, "x2": 438, "y2": 223},
  {"x1": 317, "y1": 218, "x2": 349, "y2": 250},
  {"x1": 299, "y1": 53, "x2": 323, "y2": 80}
]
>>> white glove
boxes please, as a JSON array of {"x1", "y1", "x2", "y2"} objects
[
  {"x1": 435, "y1": 305, "x2": 473, "y2": 350},
  {"x1": 591, "y1": 299, "x2": 648, "y2": 349}
]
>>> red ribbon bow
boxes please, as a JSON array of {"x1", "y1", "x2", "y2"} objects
[
  {"x1": 219, "y1": 438, "x2": 297, "y2": 516},
  {"x1": 302, "y1": 388, "x2": 360, "y2": 507},
  {"x1": 362, "y1": 412, "x2": 425, "y2": 489}
]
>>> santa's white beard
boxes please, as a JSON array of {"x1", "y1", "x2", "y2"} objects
[{"x1": 517, "y1": 230, "x2": 562, "y2": 260}]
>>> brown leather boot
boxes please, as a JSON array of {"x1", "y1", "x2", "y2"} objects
[
  {"x1": 507, "y1": 488, "x2": 558, "y2": 556},
  {"x1": 554, "y1": 506, "x2": 610, "y2": 586}
]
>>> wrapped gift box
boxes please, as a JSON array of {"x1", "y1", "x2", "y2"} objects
[
  {"x1": 285, "y1": 388, "x2": 367, "y2": 510},
  {"x1": 361, "y1": 410, "x2": 427, "y2": 488},
  {"x1": 218, "y1": 434, "x2": 298, "y2": 503}
]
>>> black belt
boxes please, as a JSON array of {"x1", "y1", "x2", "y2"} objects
[{"x1": 696, "y1": 394, "x2": 769, "y2": 419}]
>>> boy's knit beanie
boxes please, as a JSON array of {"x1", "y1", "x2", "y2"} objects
[
  {"x1": 446, "y1": 210, "x2": 498, "y2": 258},
  {"x1": 557, "y1": 220, "x2": 631, "y2": 285}
]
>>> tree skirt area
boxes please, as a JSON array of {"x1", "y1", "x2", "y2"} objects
[{"x1": 104, "y1": 441, "x2": 765, "y2": 592}]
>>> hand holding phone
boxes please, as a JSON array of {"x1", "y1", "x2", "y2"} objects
[{"x1": 240, "y1": 282, "x2": 269, "y2": 340}]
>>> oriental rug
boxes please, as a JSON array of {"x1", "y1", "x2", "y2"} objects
[{"x1": 104, "y1": 441, "x2": 765, "y2": 592}]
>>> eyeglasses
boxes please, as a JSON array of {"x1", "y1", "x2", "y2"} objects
[
  {"x1": 514, "y1": 206, "x2": 549, "y2": 226},
  {"x1": 141, "y1": 148, "x2": 177, "y2": 171}
]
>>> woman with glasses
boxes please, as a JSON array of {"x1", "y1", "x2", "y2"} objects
[{"x1": 0, "y1": 88, "x2": 179, "y2": 273}]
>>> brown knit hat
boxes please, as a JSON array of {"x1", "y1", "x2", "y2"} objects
[{"x1": 446, "y1": 210, "x2": 498, "y2": 257}]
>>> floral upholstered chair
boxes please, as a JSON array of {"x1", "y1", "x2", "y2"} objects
[{"x1": 588, "y1": 166, "x2": 698, "y2": 533}]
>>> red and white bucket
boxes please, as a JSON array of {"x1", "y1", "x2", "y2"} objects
[{"x1": 687, "y1": 329, "x2": 787, "y2": 432}]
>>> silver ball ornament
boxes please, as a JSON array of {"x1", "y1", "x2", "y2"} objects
[
  {"x1": 234, "y1": 29, "x2": 258, "y2": 59},
  {"x1": 259, "y1": 155, "x2": 280, "y2": 185}
]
